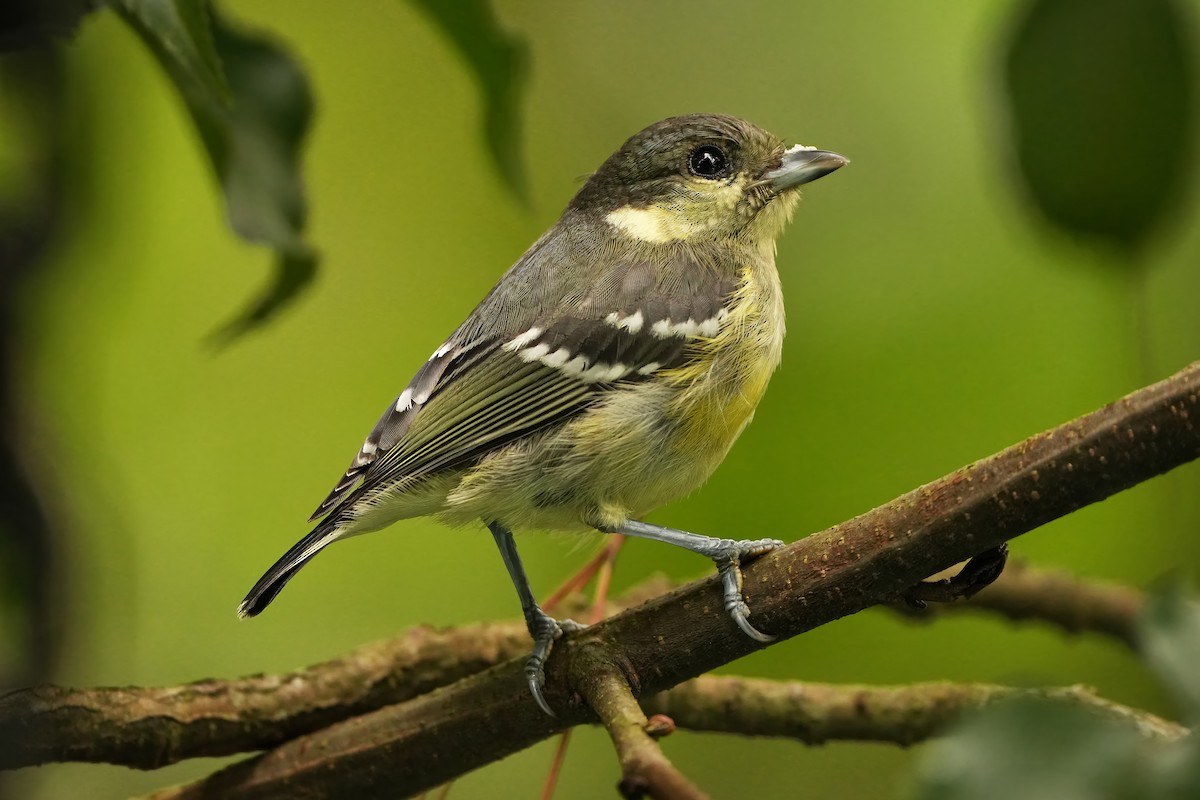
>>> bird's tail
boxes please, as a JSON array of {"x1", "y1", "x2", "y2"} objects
[{"x1": 237, "y1": 523, "x2": 340, "y2": 618}]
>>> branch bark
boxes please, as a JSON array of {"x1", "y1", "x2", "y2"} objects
[
  {"x1": 133, "y1": 360, "x2": 1200, "y2": 798},
  {"x1": 4, "y1": 362, "x2": 1198, "y2": 796},
  {"x1": 0, "y1": 578, "x2": 674, "y2": 770},
  {"x1": 0, "y1": 565, "x2": 1145, "y2": 773},
  {"x1": 0, "y1": 564, "x2": 1147, "y2": 772},
  {"x1": 0, "y1": 621, "x2": 529, "y2": 769},
  {"x1": 572, "y1": 646, "x2": 707, "y2": 800},
  {"x1": 646, "y1": 676, "x2": 1187, "y2": 745}
]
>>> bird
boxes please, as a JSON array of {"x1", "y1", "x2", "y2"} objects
[{"x1": 239, "y1": 113, "x2": 846, "y2": 715}]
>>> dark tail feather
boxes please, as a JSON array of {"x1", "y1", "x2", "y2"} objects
[{"x1": 238, "y1": 524, "x2": 338, "y2": 618}]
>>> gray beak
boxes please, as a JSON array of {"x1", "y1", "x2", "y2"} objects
[{"x1": 765, "y1": 144, "x2": 848, "y2": 190}]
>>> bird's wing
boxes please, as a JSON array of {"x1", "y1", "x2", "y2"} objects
[{"x1": 310, "y1": 251, "x2": 738, "y2": 522}]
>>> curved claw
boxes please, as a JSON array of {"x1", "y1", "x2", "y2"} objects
[
  {"x1": 719, "y1": 556, "x2": 777, "y2": 643},
  {"x1": 524, "y1": 613, "x2": 585, "y2": 717},
  {"x1": 613, "y1": 521, "x2": 783, "y2": 645},
  {"x1": 527, "y1": 664, "x2": 556, "y2": 717},
  {"x1": 730, "y1": 602, "x2": 777, "y2": 643}
]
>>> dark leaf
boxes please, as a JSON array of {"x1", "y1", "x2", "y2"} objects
[
  {"x1": 109, "y1": 0, "x2": 229, "y2": 108},
  {"x1": 0, "y1": 0, "x2": 102, "y2": 50},
  {"x1": 110, "y1": 0, "x2": 316, "y2": 340},
  {"x1": 1002, "y1": 0, "x2": 1195, "y2": 256},
  {"x1": 408, "y1": 0, "x2": 529, "y2": 202}
]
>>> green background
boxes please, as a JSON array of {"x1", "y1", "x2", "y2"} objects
[{"x1": 6, "y1": 1, "x2": 1200, "y2": 797}]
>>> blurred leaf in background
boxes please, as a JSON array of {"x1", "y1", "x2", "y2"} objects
[
  {"x1": 912, "y1": 590, "x2": 1200, "y2": 800},
  {"x1": 0, "y1": 47, "x2": 69, "y2": 694},
  {"x1": 1140, "y1": 586, "x2": 1200, "y2": 725},
  {"x1": 408, "y1": 0, "x2": 530, "y2": 202},
  {"x1": 110, "y1": 0, "x2": 317, "y2": 341},
  {"x1": 1002, "y1": 0, "x2": 1196, "y2": 259},
  {"x1": 0, "y1": 0, "x2": 98, "y2": 48}
]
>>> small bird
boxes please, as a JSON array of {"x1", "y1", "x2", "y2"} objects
[{"x1": 239, "y1": 114, "x2": 846, "y2": 715}]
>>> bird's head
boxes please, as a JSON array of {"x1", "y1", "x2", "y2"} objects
[{"x1": 569, "y1": 113, "x2": 846, "y2": 246}]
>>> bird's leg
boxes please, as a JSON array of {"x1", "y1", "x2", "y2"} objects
[
  {"x1": 902, "y1": 544, "x2": 1009, "y2": 609},
  {"x1": 488, "y1": 521, "x2": 584, "y2": 716},
  {"x1": 613, "y1": 520, "x2": 783, "y2": 643}
]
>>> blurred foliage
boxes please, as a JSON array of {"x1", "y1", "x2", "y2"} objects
[
  {"x1": 0, "y1": 47, "x2": 70, "y2": 693},
  {"x1": 1003, "y1": 0, "x2": 1195, "y2": 258},
  {"x1": 913, "y1": 591, "x2": 1200, "y2": 800},
  {"x1": 1, "y1": 0, "x2": 1199, "y2": 798},
  {"x1": 409, "y1": 0, "x2": 530, "y2": 202},
  {"x1": 110, "y1": 0, "x2": 316, "y2": 340},
  {"x1": 0, "y1": 0, "x2": 98, "y2": 49},
  {"x1": 1140, "y1": 587, "x2": 1200, "y2": 723},
  {"x1": 108, "y1": 0, "x2": 531, "y2": 340}
]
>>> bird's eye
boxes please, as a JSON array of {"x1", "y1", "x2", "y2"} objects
[{"x1": 688, "y1": 145, "x2": 729, "y2": 179}]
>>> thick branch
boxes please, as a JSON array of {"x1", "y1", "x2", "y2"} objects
[
  {"x1": 572, "y1": 646, "x2": 707, "y2": 800},
  {"x1": 143, "y1": 361, "x2": 1200, "y2": 798},
  {"x1": 0, "y1": 579, "x2": 673, "y2": 770},
  {"x1": 647, "y1": 676, "x2": 1187, "y2": 745},
  {"x1": 0, "y1": 620, "x2": 529, "y2": 770},
  {"x1": 0, "y1": 566, "x2": 1143, "y2": 771}
]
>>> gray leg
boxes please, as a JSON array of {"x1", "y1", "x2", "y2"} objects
[
  {"x1": 488, "y1": 521, "x2": 583, "y2": 716},
  {"x1": 616, "y1": 519, "x2": 782, "y2": 642}
]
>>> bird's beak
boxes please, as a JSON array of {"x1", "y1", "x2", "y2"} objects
[{"x1": 764, "y1": 144, "x2": 848, "y2": 190}]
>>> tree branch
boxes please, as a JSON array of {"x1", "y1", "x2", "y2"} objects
[
  {"x1": 0, "y1": 565, "x2": 1146, "y2": 771},
  {"x1": 0, "y1": 620, "x2": 528, "y2": 770},
  {"x1": 647, "y1": 676, "x2": 1187, "y2": 745},
  {"x1": 0, "y1": 578, "x2": 674, "y2": 770},
  {"x1": 135, "y1": 360, "x2": 1200, "y2": 798},
  {"x1": 572, "y1": 645, "x2": 707, "y2": 800},
  {"x1": 0, "y1": 564, "x2": 1146, "y2": 774}
]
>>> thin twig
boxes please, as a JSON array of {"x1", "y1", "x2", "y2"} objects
[
  {"x1": 541, "y1": 535, "x2": 627, "y2": 800},
  {"x1": 540, "y1": 730, "x2": 572, "y2": 800},
  {"x1": 646, "y1": 676, "x2": 1187, "y2": 745},
  {"x1": 544, "y1": 540, "x2": 616, "y2": 612},
  {"x1": 571, "y1": 646, "x2": 706, "y2": 800},
  {"x1": 590, "y1": 536, "x2": 625, "y2": 626},
  {"x1": 966, "y1": 561, "x2": 1144, "y2": 647}
]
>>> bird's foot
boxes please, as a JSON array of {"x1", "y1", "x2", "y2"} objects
[
  {"x1": 524, "y1": 608, "x2": 585, "y2": 716},
  {"x1": 710, "y1": 537, "x2": 784, "y2": 643},
  {"x1": 614, "y1": 520, "x2": 783, "y2": 643}
]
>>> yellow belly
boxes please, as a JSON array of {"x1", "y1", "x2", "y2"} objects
[
  {"x1": 432, "y1": 264, "x2": 785, "y2": 533},
  {"x1": 662, "y1": 264, "x2": 785, "y2": 463}
]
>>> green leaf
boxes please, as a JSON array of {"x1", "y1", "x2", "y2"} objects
[
  {"x1": 912, "y1": 590, "x2": 1200, "y2": 800},
  {"x1": 1140, "y1": 587, "x2": 1200, "y2": 722},
  {"x1": 1002, "y1": 0, "x2": 1196, "y2": 257},
  {"x1": 108, "y1": 0, "x2": 229, "y2": 114},
  {"x1": 408, "y1": 0, "x2": 529, "y2": 202},
  {"x1": 912, "y1": 698, "x2": 1145, "y2": 800},
  {"x1": 109, "y1": 0, "x2": 316, "y2": 341}
]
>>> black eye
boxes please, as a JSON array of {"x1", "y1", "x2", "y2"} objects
[{"x1": 688, "y1": 145, "x2": 729, "y2": 178}]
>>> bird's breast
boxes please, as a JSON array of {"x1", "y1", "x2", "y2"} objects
[{"x1": 662, "y1": 260, "x2": 786, "y2": 458}]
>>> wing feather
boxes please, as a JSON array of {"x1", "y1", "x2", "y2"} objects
[
  {"x1": 308, "y1": 341, "x2": 470, "y2": 520},
  {"x1": 311, "y1": 245, "x2": 741, "y2": 524}
]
